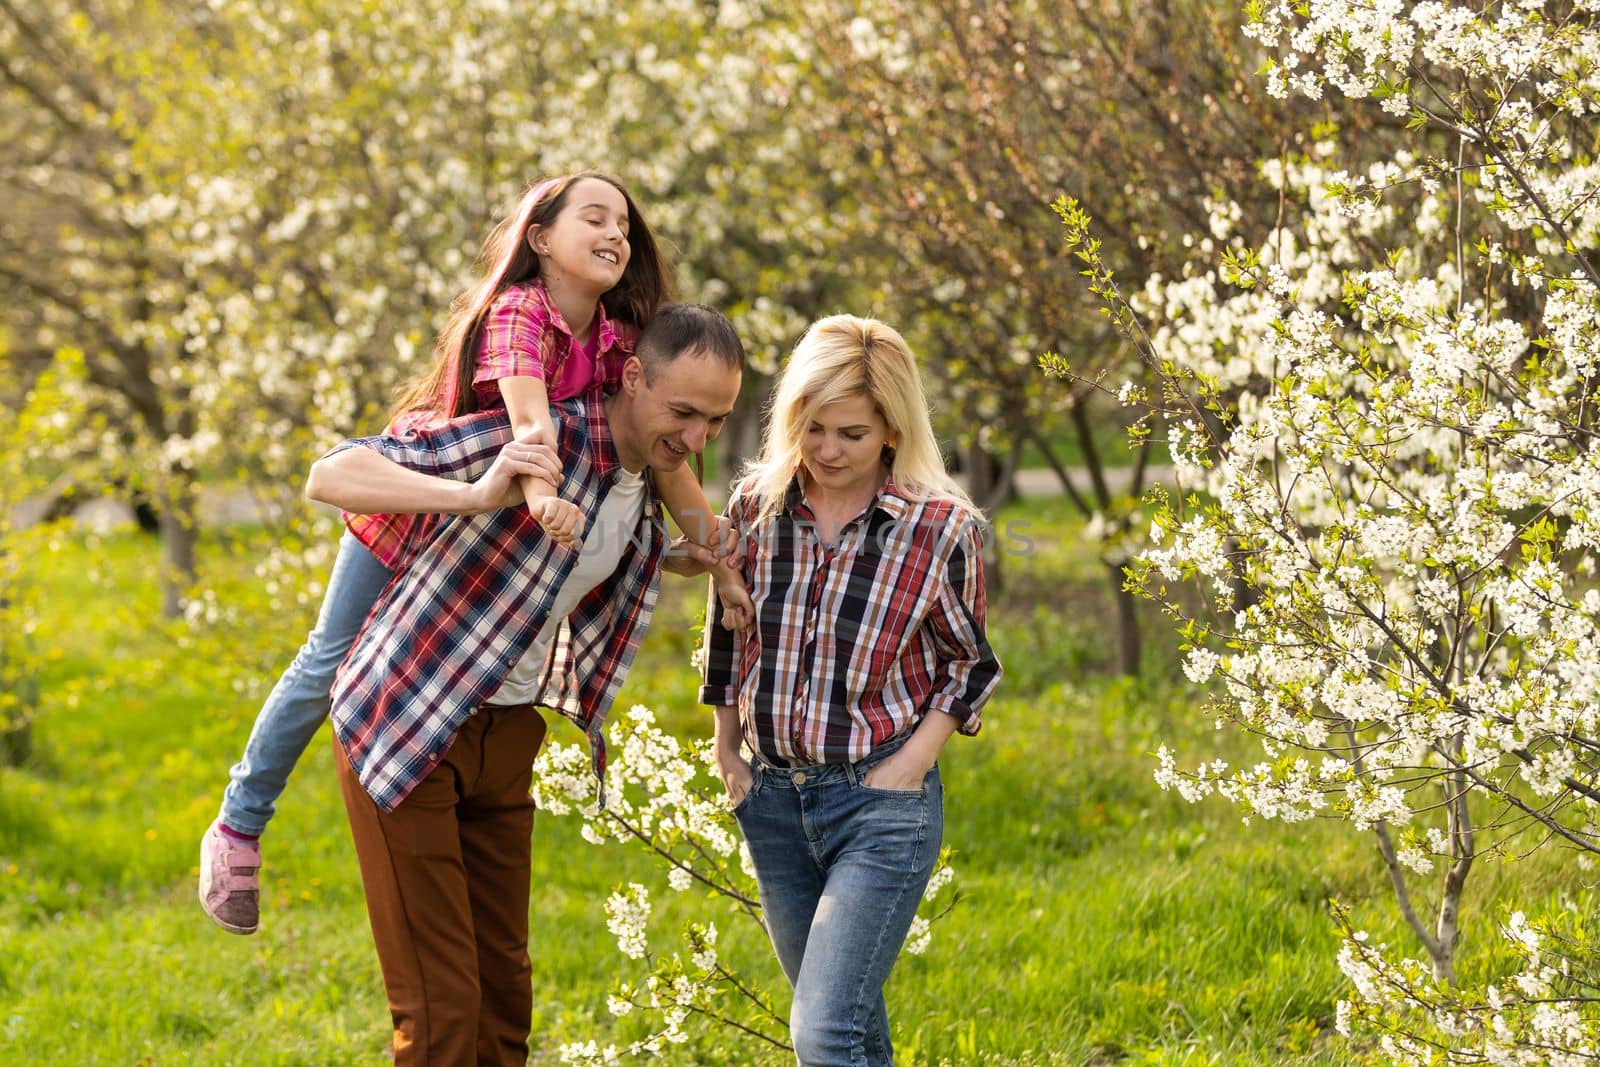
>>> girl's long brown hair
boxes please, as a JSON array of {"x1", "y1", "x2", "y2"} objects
[{"x1": 390, "y1": 171, "x2": 671, "y2": 421}]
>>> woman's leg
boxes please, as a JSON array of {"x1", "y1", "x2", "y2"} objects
[
  {"x1": 733, "y1": 763, "x2": 827, "y2": 989},
  {"x1": 788, "y1": 765, "x2": 944, "y2": 1067},
  {"x1": 220, "y1": 530, "x2": 391, "y2": 834}
]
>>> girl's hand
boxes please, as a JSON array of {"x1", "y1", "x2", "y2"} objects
[
  {"x1": 714, "y1": 570, "x2": 755, "y2": 633},
  {"x1": 526, "y1": 496, "x2": 585, "y2": 546}
]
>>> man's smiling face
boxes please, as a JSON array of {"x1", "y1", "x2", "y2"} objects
[{"x1": 613, "y1": 348, "x2": 742, "y2": 472}]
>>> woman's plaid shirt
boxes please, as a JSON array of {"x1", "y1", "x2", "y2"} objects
[
  {"x1": 328, "y1": 396, "x2": 664, "y2": 811},
  {"x1": 700, "y1": 478, "x2": 1002, "y2": 765}
]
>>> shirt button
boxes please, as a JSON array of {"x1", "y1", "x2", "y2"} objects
[{"x1": 793, "y1": 772, "x2": 808, "y2": 785}]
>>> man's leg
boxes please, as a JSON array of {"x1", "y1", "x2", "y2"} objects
[
  {"x1": 336, "y1": 726, "x2": 482, "y2": 1067},
  {"x1": 458, "y1": 705, "x2": 548, "y2": 1067}
]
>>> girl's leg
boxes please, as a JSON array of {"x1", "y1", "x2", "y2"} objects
[
  {"x1": 218, "y1": 530, "x2": 390, "y2": 834},
  {"x1": 201, "y1": 531, "x2": 389, "y2": 934},
  {"x1": 789, "y1": 765, "x2": 944, "y2": 1067}
]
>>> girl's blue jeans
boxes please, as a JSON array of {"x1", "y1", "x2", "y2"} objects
[
  {"x1": 218, "y1": 531, "x2": 390, "y2": 836},
  {"x1": 734, "y1": 734, "x2": 943, "y2": 1067}
]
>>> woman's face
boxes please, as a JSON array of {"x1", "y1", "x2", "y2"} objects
[
  {"x1": 799, "y1": 392, "x2": 892, "y2": 500},
  {"x1": 530, "y1": 177, "x2": 632, "y2": 295}
]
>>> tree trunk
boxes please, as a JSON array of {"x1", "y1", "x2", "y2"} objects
[
  {"x1": 1105, "y1": 561, "x2": 1142, "y2": 676},
  {"x1": 0, "y1": 718, "x2": 32, "y2": 767},
  {"x1": 712, "y1": 370, "x2": 770, "y2": 494},
  {"x1": 158, "y1": 473, "x2": 198, "y2": 619},
  {"x1": 964, "y1": 440, "x2": 1015, "y2": 512},
  {"x1": 0, "y1": 542, "x2": 37, "y2": 767}
]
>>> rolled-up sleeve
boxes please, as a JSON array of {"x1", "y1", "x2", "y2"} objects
[
  {"x1": 322, "y1": 409, "x2": 514, "y2": 482},
  {"x1": 923, "y1": 522, "x2": 1002, "y2": 734},
  {"x1": 473, "y1": 290, "x2": 554, "y2": 388}
]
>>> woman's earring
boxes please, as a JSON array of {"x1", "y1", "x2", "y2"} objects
[{"x1": 882, "y1": 442, "x2": 897, "y2": 466}]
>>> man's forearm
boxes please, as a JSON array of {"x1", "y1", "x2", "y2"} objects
[{"x1": 305, "y1": 446, "x2": 487, "y2": 515}]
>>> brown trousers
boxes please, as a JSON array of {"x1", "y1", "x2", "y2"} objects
[{"x1": 337, "y1": 704, "x2": 548, "y2": 1067}]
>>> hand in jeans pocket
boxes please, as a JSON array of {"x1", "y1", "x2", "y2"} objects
[
  {"x1": 718, "y1": 749, "x2": 755, "y2": 808},
  {"x1": 861, "y1": 749, "x2": 929, "y2": 792}
]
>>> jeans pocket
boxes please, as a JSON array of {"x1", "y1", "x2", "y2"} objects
[
  {"x1": 857, "y1": 759, "x2": 936, "y2": 797},
  {"x1": 859, "y1": 779, "x2": 924, "y2": 796}
]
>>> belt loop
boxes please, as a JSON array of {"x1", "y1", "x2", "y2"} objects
[{"x1": 844, "y1": 759, "x2": 859, "y2": 787}]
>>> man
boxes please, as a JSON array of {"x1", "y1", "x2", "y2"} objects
[{"x1": 302, "y1": 303, "x2": 744, "y2": 1067}]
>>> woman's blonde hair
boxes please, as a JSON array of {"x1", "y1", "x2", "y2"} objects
[{"x1": 742, "y1": 314, "x2": 979, "y2": 521}]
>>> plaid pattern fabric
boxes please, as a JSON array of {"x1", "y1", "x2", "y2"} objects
[
  {"x1": 329, "y1": 395, "x2": 664, "y2": 811},
  {"x1": 701, "y1": 477, "x2": 1002, "y2": 766},
  {"x1": 342, "y1": 408, "x2": 449, "y2": 569},
  {"x1": 470, "y1": 281, "x2": 633, "y2": 410},
  {"x1": 347, "y1": 281, "x2": 637, "y2": 570}
]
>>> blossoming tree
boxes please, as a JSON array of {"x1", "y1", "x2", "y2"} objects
[
  {"x1": 1055, "y1": 0, "x2": 1600, "y2": 1059},
  {"x1": 800, "y1": 0, "x2": 1326, "y2": 667},
  {"x1": 3, "y1": 0, "x2": 880, "y2": 619}
]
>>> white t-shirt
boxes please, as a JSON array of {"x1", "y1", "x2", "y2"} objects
[{"x1": 490, "y1": 467, "x2": 648, "y2": 704}]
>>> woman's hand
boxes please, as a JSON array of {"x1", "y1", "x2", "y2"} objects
[
  {"x1": 861, "y1": 749, "x2": 931, "y2": 792},
  {"x1": 717, "y1": 745, "x2": 754, "y2": 808}
]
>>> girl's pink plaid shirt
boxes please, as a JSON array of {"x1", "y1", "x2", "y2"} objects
[{"x1": 346, "y1": 281, "x2": 635, "y2": 569}]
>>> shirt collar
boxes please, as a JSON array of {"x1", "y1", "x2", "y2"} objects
[
  {"x1": 782, "y1": 468, "x2": 912, "y2": 522},
  {"x1": 530, "y1": 278, "x2": 625, "y2": 354}
]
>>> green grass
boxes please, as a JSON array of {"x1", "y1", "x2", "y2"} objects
[{"x1": 0, "y1": 510, "x2": 1573, "y2": 1064}]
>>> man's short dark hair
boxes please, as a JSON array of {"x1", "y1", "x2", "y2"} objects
[{"x1": 636, "y1": 303, "x2": 746, "y2": 382}]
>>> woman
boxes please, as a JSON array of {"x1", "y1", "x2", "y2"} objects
[{"x1": 701, "y1": 314, "x2": 1002, "y2": 1066}]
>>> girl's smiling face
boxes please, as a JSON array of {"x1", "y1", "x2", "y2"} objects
[
  {"x1": 800, "y1": 393, "x2": 892, "y2": 500},
  {"x1": 529, "y1": 177, "x2": 632, "y2": 294}
]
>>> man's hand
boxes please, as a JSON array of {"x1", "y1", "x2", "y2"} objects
[
  {"x1": 527, "y1": 495, "x2": 585, "y2": 546},
  {"x1": 715, "y1": 515, "x2": 746, "y2": 570},
  {"x1": 663, "y1": 515, "x2": 746, "y2": 578},
  {"x1": 471, "y1": 437, "x2": 561, "y2": 511}
]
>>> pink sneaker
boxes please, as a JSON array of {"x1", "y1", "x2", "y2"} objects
[{"x1": 198, "y1": 819, "x2": 261, "y2": 935}]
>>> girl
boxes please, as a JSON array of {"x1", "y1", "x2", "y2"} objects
[
  {"x1": 701, "y1": 315, "x2": 1002, "y2": 1066},
  {"x1": 200, "y1": 172, "x2": 751, "y2": 935}
]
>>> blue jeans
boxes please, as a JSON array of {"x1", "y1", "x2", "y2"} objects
[
  {"x1": 734, "y1": 736, "x2": 943, "y2": 1067},
  {"x1": 218, "y1": 531, "x2": 391, "y2": 836}
]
